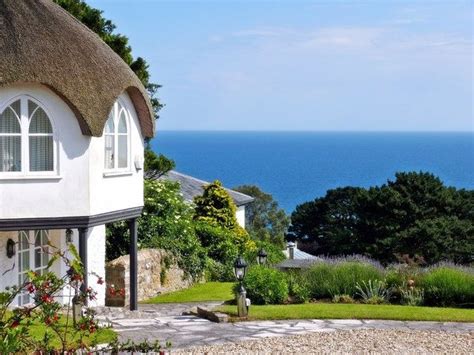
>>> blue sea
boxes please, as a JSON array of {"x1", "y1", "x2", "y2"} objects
[{"x1": 152, "y1": 132, "x2": 474, "y2": 213}]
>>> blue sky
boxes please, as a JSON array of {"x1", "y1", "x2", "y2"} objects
[{"x1": 89, "y1": 0, "x2": 473, "y2": 131}]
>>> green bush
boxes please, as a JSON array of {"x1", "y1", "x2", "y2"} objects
[
  {"x1": 204, "y1": 258, "x2": 235, "y2": 282},
  {"x1": 244, "y1": 240, "x2": 286, "y2": 267},
  {"x1": 286, "y1": 271, "x2": 310, "y2": 304},
  {"x1": 355, "y1": 280, "x2": 391, "y2": 304},
  {"x1": 420, "y1": 266, "x2": 474, "y2": 307},
  {"x1": 107, "y1": 179, "x2": 207, "y2": 280},
  {"x1": 239, "y1": 266, "x2": 289, "y2": 305},
  {"x1": 305, "y1": 261, "x2": 384, "y2": 299},
  {"x1": 401, "y1": 288, "x2": 424, "y2": 306}
]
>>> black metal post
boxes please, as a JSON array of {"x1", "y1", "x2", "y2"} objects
[
  {"x1": 78, "y1": 227, "x2": 88, "y2": 303},
  {"x1": 129, "y1": 218, "x2": 138, "y2": 311}
]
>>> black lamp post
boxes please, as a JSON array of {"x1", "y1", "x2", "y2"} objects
[
  {"x1": 233, "y1": 256, "x2": 248, "y2": 317},
  {"x1": 257, "y1": 248, "x2": 268, "y2": 265}
]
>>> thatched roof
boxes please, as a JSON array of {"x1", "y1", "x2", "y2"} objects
[{"x1": 0, "y1": 0, "x2": 154, "y2": 138}]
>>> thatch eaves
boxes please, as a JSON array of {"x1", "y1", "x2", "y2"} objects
[{"x1": 0, "y1": 0, "x2": 154, "y2": 138}]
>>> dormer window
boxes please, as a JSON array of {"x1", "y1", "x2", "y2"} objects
[
  {"x1": 0, "y1": 96, "x2": 55, "y2": 175},
  {"x1": 104, "y1": 101, "x2": 129, "y2": 171}
]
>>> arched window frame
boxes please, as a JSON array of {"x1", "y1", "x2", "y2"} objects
[
  {"x1": 0, "y1": 95, "x2": 58, "y2": 177},
  {"x1": 104, "y1": 100, "x2": 130, "y2": 172}
]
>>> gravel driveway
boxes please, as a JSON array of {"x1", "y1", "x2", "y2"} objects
[{"x1": 174, "y1": 329, "x2": 473, "y2": 354}]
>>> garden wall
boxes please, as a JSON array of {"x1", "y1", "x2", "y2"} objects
[{"x1": 105, "y1": 248, "x2": 193, "y2": 307}]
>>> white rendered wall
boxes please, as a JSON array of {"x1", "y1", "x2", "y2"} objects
[
  {"x1": 236, "y1": 206, "x2": 246, "y2": 229},
  {"x1": 0, "y1": 84, "x2": 145, "y2": 219},
  {"x1": 86, "y1": 225, "x2": 106, "y2": 307},
  {"x1": 88, "y1": 93, "x2": 144, "y2": 215},
  {"x1": 0, "y1": 84, "x2": 91, "y2": 218}
]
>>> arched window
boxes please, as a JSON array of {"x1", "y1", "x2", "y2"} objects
[
  {"x1": 0, "y1": 100, "x2": 21, "y2": 172},
  {"x1": 0, "y1": 96, "x2": 55, "y2": 174},
  {"x1": 104, "y1": 101, "x2": 129, "y2": 170},
  {"x1": 28, "y1": 101, "x2": 54, "y2": 171}
]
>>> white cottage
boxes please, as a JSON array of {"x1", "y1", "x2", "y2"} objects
[{"x1": 0, "y1": 0, "x2": 154, "y2": 310}]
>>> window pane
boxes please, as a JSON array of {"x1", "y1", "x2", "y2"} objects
[
  {"x1": 19, "y1": 232, "x2": 29, "y2": 250},
  {"x1": 35, "y1": 249, "x2": 41, "y2": 269},
  {"x1": 28, "y1": 101, "x2": 38, "y2": 118},
  {"x1": 42, "y1": 250, "x2": 49, "y2": 267},
  {"x1": 104, "y1": 134, "x2": 114, "y2": 169},
  {"x1": 0, "y1": 136, "x2": 21, "y2": 172},
  {"x1": 0, "y1": 106, "x2": 20, "y2": 133},
  {"x1": 35, "y1": 231, "x2": 42, "y2": 247},
  {"x1": 29, "y1": 136, "x2": 53, "y2": 171},
  {"x1": 105, "y1": 116, "x2": 114, "y2": 134},
  {"x1": 10, "y1": 100, "x2": 21, "y2": 118},
  {"x1": 29, "y1": 107, "x2": 52, "y2": 133},
  {"x1": 118, "y1": 135, "x2": 128, "y2": 168},
  {"x1": 118, "y1": 111, "x2": 127, "y2": 133},
  {"x1": 22, "y1": 251, "x2": 29, "y2": 271}
]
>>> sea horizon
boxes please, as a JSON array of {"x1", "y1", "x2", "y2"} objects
[{"x1": 152, "y1": 131, "x2": 474, "y2": 213}]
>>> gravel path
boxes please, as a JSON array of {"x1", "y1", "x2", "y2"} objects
[{"x1": 173, "y1": 329, "x2": 473, "y2": 354}]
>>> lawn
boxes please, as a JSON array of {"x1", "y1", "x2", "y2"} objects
[
  {"x1": 217, "y1": 303, "x2": 474, "y2": 322},
  {"x1": 144, "y1": 282, "x2": 235, "y2": 304}
]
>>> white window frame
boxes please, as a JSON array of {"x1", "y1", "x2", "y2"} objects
[
  {"x1": 0, "y1": 95, "x2": 58, "y2": 178},
  {"x1": 17, "y1": 230, "x2": 50, "y2": 306},
  {"x1": 103, "y1": 100, "x2": 130, "y2": 173}
]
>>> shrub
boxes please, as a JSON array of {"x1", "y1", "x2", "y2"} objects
[
  {"x1": 286, "y1": 271, "x2": 310, "y2": 304},
  {"x1": 332, "y1": 294, "x2": 355, "y2": 304},
  {"x1": 240, "y1": 266, "x2": 289, "y2": 305},
  {"x1": 107, "y1": 179, "x2": 207, "y2": 280},
  {"x1": 420, "y1": 266, "x2": 474, "y2": 307},
  {"x1": 355, "y1": 280, "x2": 391, "y2": 304},
  {"x1": 204, "y1": 258, "x2": 235, "y2": 282},
  {"x1": 401, "y1": 288, "x2": 424, "y2": 306},
  {"x1": 244, "y1": 240, "x2": 286, "y2": 267},
  {"x1": 305, "y1": 261, "x2": 384, "y2": 299}
]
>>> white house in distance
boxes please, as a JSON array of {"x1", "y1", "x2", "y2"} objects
[
  {"x1": 159, "y1": 170, "x2": 254, "y2": 228},
  {"x1": 0, "y1": 0, "x2": 154, "y2": 310}
]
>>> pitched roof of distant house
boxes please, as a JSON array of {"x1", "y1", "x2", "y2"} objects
[
  {"x1": 276, "y1": 259, "x2": 320, "y2": 270},
  {"x1": 283, "y1": 248, "x2": 318, "y2": 260},
  {"x1": 158, "y1": 170, "x2": 255, "y2": 206},
  {"x1": 0, "y1": 0, "x2": 154, "y2": 138},
  {"x1": 277, "y1": 242, "x2": 320, "y2": 269}
]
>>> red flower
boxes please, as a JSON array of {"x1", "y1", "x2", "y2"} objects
[
  {"x1": 119, "y1": 288, "x2": 125, "y2": 297},
  {"x1": 11, "y1": 320, "x2": 19, "y2": 328},
  {"x1": 41, "y1": 294, "x2": 53, "y2": 303},
  {"x1": 97, "y1": 277, "x2": 104, "y2": 285},
  {"x1": 26, "y1": 282, "x2": 35, "y2": 293},
  {"x1": 108, "y1": 287, "x2": 116, "y2": 296}
]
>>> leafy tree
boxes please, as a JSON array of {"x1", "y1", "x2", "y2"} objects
[
  {"x1": 144, "y1": 145, "x2": 175, "y2": 179},
  {"x1": 194, "y1": 181, "x2": 256, "y2": 253},
  {"x1": 290, "y1": 172, "x2": 474, "y2": 265},
  {"x1": 107, "y1": 180, "x2": 206, "y2": 279},
  {"x1": 194, "y1": 180, "x2": 239, "y2": 230},
  {"x1": 234, "y1": 185, "x2": 290, "y2": 246}
]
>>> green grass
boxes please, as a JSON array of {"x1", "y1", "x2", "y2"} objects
[
  {"x1": 217, "y1": 303, "x2": 474, "y2": 323},
  {"x1": 144, "y1": 282, "x2": 235, "y2": 304}
]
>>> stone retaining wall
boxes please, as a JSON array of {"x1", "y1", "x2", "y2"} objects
[{"x1": 105, "y1": 248, "x2": 193, "y2": 307}]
